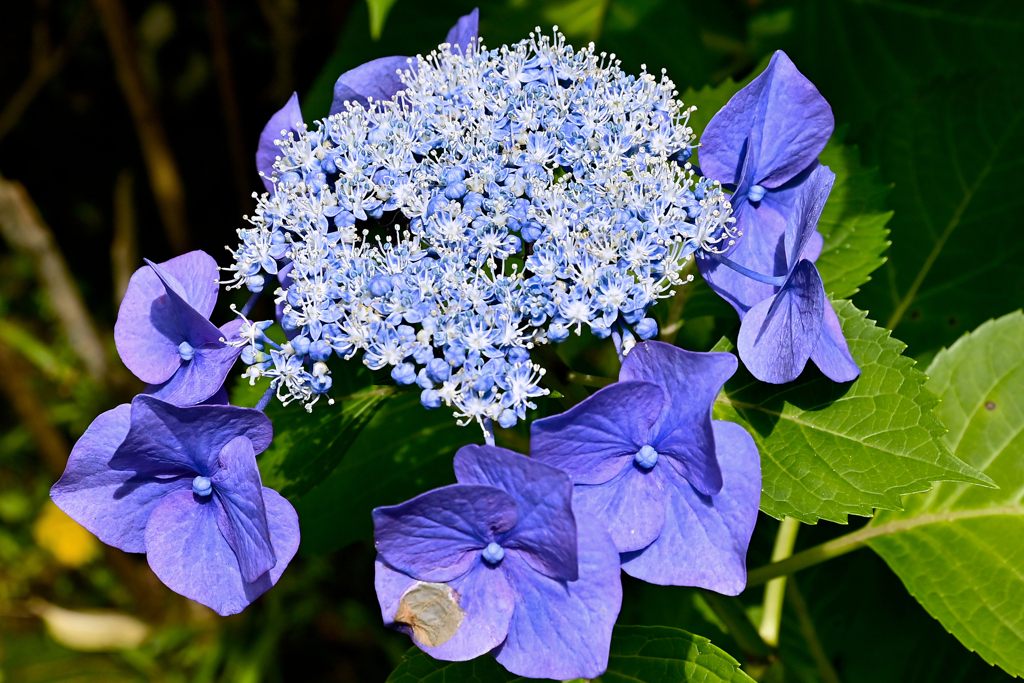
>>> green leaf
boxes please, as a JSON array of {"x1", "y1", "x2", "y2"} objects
[
  {"x1": 384, "y1": 626, "x2": 754, "y2": 683},
  {"x1": 540, "y1": 0, "x2": 610, "y2": 42},
  {"x1": 866, "y1": 311, "x2": 1024, "y2": 677},
  {"x1": 713, "y1": 299, "x2": 989, "y2": 524},
  {"x1": 786, "y1": 548, "x2": 1016, "y2": 683},
  {"x1": 853, "y1": 75, "x2": 1024, "y2": 355},
  {"x1": 366, "y1": 0, "x2": 400, "y2": 40},
  {"x1": 779, "y1": 0, "x2": 1024, "y2": 136},
  {"x1": 604, "y1": 626, "x2": 755, "y2": 683},
  {"x1": 257, "y1": 385, "x2": 395, "y2": 500},
  {"x1": 385, "y1": 648, "x2": 529, "y2": 683},
  {"x1": 292, "y1": 390, "x2": 477, "y2": 554}
]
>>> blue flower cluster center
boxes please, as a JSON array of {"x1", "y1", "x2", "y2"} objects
[{"x1": 226, "y1": 30, "x2": 738, "y2": 429}]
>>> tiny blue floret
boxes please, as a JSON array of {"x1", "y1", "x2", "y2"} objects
[{"x1": 747, "y1": 185, "x2": 766, "y2": 202}]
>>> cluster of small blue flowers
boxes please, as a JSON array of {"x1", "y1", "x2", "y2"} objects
[{"x1": 224, "y1": 29, "x2": 737, "y2": 429}]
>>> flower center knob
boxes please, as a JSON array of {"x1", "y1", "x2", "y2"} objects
[
  {"x1": 747, "y1": 184, "x2": 766, "y2": 202},
  {"x1": 178, "y1": 341, "x2": 195, "y2": 362},
  {"x1": 482, "y1": 542, "x2": 505, "y2": 565},
  {"x1": 634, "y1": 445, "x2": 659, "y2": 469},
  {"x1": 192, "y1": 476, "x2": 213, "y2": 496}
]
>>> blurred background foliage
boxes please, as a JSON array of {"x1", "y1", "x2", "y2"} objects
[{"x1": 0, "y1": 0, "x2": 1020, "y2": 681}]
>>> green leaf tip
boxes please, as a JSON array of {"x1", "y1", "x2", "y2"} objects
[{"x1": 366, "y1": 0, "x2": 399, "y2": 40}]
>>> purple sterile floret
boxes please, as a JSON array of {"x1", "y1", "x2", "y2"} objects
[
  {"x1": 329, "y1": 9, "x2": 479, "y2": 115},
  {"x1": 531, "y1": 341, "x2": 761, "y2": 593},
  {"x1": 445, "y1": 7, "x2": 479, "y2": 54},
  {"x1": 114, "y1": 251, "x2": 243, "y2": 406},
  {"x1": 50, "y1": 395, "x2": 299, "y2": 616},
  {"x1": 257, "y1": 92, "x2": 304, "y2": 193},
  {"x1": 695, "y1": 50, "x2": 858, "y2": 384},
  {"x1": 373, "y1": 445, "x2": 621, "y2": 680}
]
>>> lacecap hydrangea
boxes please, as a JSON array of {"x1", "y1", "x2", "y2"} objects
[{"x1": 225, "y1": 29, "x2": 738, "y2": 432}]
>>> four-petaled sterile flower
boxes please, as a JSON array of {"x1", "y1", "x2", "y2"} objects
[
  {"x1": 695, "y1": 50, "x2": 859, "y2": 384},
  {"x1": 531, "y1": 341, "x2": 760, "y2": 593},
  {"x1": 373, "y1": 444, "x2": 621, "y2": 680},
  {"x1": 50, "y1": 395, "x2": 299, "y2": 615},
  {"x1": 115, "y1": 252, "x2": 244, "y2": 406}
]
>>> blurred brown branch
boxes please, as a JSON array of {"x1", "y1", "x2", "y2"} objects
[
  {"x1": 92, "y1": 0, "x2": 189, "y2": 253},
  {"x1": 205, "y1": 0, "x2": 254, "y2": 215},
  {"x1": 110, "y1": 168, "x2": 138, "y2": 308},
  {"x1": 257, "y1": 0, "x2": 298, "y2": 104},
  {"x1": 0, "y1": 2, "x2": 93, "y2": 146},
  {"x1": 0, "y1": 173, "x2": 108, "y2": 381},
  {"x1": 0, "y1": 340, "x2": 69, "y2": 477}
]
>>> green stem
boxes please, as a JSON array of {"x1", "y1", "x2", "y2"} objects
[
  {"x1": 698, "y1": 589, "x2": 772, "y2": 659},
  {"x1": 758, "y1": 517, "x2": 800, "y2": 647},
  {"x1": 787, "y1": 577, "x2": 842, "y2": 683},
  {"x1": 659, "y1": 259, "x2": 697, "y2": 344},
  {"x1": 747, "y1": 525, "x2": 874, "y2": 587}
]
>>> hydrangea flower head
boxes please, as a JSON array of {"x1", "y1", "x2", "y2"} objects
[
  {"x1": 373, "y1": 444, "x2": 621, "y2": 679},
  {"x1": 114, "y1": 252, "x2": 243, "y2": 406},
  {"x1": 531, "y1": 341, "x2": 760, "y2": 593},
  {"x1": 229, "y1": 28, "x2": 737, "y2": 428},
  {"x1": 50, "y1": 395, "x2": 300, "y2": 615}
]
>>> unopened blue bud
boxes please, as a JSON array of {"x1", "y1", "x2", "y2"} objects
[
  {"x1": 747, "y1": 184, "x2": 766, "y2": 202},
  {"x1": 420, "y1": 388, "x2": 441, "y2": 409},
  {"x1": 482, "y1": 541, "x2": 505, "y2": 564},
  {"x1": 309, "y1": 340, "x2": 332, "y2": 362},
  {"x1": 178, "y1": 341, "x2": 195, "y2": 362},
  {"x1": 240, "y1": 346, "x2": 256, "y2": 365},
  {"x1": 635, "y1": 318, "x2": 658, "y2": 340},
  {"x1": 416, "y1": 368, "x2": 434, "y2": 390},
  {"x1": 369, "y1": 275, "x2": 392, "y2": 297},
  {"x1": 291, "y1": 335, "x2": 311, "y2": 356},
  {"x1": 634, "y1": 445, "x2": 659, "y2": 469},
  {"x1": 547, "y1": 323, "x2": 570, "y2": 343},
  {"x1": 247, "y1": 274, "x2": 265, "y2": 293},
  {"x1": 426, "y1": 358, "x2": 450, "y2": 383},
  {"x1": 498, "y1": 409, "x2": 517, "y2": 429},
  {"x1": 192, "y1": 476, "x2": 213, "y2": 496},
  {"x1": 392, "y1": 363, "x2": 416, "y2": 385},
  {"x1": 521, "y1": 223, "x2": 542, "y2": 243},
  {"x1": 444, "y1": 182, "x2": 468, "y2": 200}
]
